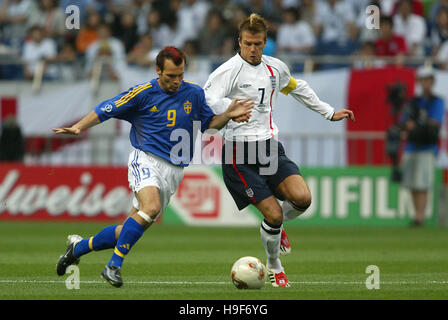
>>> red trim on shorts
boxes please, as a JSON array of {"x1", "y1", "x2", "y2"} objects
[{"x1": 232, "y1": 144, "x2": 256, "y2": 204}]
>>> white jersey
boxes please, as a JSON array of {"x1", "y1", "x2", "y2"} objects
[{"x1": 204, "y1": 53, "x2": 335, "y2": 142}]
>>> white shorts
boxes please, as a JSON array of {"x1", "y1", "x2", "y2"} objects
[
  {"x1": 401, "y1": 150, "x2": 435, "y2": 191},
  {"x1": 128, "y1": 148, "x2": 184, "y2": 218}
]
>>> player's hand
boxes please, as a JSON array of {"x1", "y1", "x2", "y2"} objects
[
  {"x1": 52, "y1": 126, "x2": 81, "y2": 135},
  {"x1": 331, "y1": 109, "x2": 355, "y2": 122},
  {"x1": 233, "y1": 113, "x2": 251, "y2": 123},
  {"x1": 226, "y1": 98, "x2": 254, "y2": 122}
]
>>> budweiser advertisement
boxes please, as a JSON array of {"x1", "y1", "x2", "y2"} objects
[
  {"x1": 0, "y1": 164, "x2": 133, "y2": 221},
  {"x1": 0, "y1": 164, "x2": 259, "y2": 225}
]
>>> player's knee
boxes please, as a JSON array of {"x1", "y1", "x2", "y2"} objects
[
  {"x1": 139, "y1": 203, "x2": 161, "y2": 218},
  {"x1": 115, "y1": 225, "x2": 123, "y2": 240},
  {"x1": 265, "y1": 210, "x2": 283, "y2": 226},
  {"x1": 290, "y1": 191, "x2": 312, "y2": 210}
]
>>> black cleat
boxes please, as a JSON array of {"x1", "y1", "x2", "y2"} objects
[
  {"x1": 410, "y1": 219, "x2": 424, "y2": 227},
  {"x1": 56, "y1": 235, "x2": 82, "y2": 276},
  {"x1": 101, "y1": 265, "x2": 123, "y2": 288}
]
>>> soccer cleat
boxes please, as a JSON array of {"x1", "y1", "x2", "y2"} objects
[
  {"x1": 101, "y1": 265, "x2": 123, "y2": 288},
  {"x1": 267, "y1": 268, "x2": 290, "y2": 287},
  {"x1": 280, "y1": 229, "x2": 291, "y2": 255},
  {"x1": 56, "y1": 234, "x2": 83, "y2": 276}
]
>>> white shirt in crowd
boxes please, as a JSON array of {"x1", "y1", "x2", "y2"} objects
[
  {"x1": 204, "y1": 53, "x2": 334, "y2": 142},
  {"x1": 22, "y1": 37, "x2": 57, "y2": 76},
  {"x1": 314, "y1": 0, "x2": 356, "y2": 43},
  {"x1": 85, "y1": 37, "x2": 127, "y2": 74},
  {"x1": 276, "y1": 20, "x2": 316, "y2": 53},
  {"x1": 393, "y1": 13, "x2": 426, "y2": 56},
  {"x1": 437, "y1": 41, "x2": 448, "y2": 67}
]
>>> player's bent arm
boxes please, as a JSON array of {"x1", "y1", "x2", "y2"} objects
[
  {"x1": 281, "y1": 77, "x2": 355, "y2": 122},
  {"x1": 52, "y1": 110, "x2": 101, "y2": 135}
]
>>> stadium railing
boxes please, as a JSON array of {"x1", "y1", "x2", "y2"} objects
[{"x1": 0, "y1": 54, "x2": 445, "y2": 91}]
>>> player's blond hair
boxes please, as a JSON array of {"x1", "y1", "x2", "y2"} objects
[{"x1": 238, "y1": 13, "x2": 268, "y2": 40}]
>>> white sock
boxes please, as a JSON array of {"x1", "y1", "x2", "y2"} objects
[
  {"x1": 282, "y1": 200, "x2": 307, "y2": 222},
  {"x1": 260, "y1": 219, "x2": 283, "y2": 273}
]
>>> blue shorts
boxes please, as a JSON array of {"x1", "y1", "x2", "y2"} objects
[{"x1": 221, "y1": 139, "x2": 301, "y2": 210}]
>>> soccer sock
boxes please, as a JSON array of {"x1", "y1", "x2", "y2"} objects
[
  {"x1": 108, "y1": 217, "x2": 145, "y2": 268},
  {"x1": 260, "y1": 219, "x2": 283, "y2": 273},
  {"x1": 73, "y1": 225, "x2": 118, "y2": 258},
  {"x1": 282, "y1": 200, "x2": 308, "y2": 221}
]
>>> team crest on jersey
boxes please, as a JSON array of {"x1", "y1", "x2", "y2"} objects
[{"x1": 184, "y1": 100, "x2": 192, "y2": 114}]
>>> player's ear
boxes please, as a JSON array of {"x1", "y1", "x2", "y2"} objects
[{"x1": 156, "y1": 65, "x2": 161, "y2": 76}]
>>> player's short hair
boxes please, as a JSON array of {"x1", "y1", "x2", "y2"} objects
[
  {"x1": 156, "y1": 46, "x2": 186, "y2": 71},
  {"x1": 238, "y1": 13, "x2": 268, "y2": 40}
]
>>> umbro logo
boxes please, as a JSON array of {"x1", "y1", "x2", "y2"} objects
[
  {"x1": 149, "y1": 105, "x2": 158, "y2": 112},
  {"x1": 239, "y1": 83, "x2": 252, "y2": 88}
]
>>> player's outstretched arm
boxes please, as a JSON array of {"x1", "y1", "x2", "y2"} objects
[
  {"x1": 208, "y1": 98, "x2": 254, "y2": 130},
  {"x1": 52, "y1": 110, "x2": 101, "y2": 135},
  {"x1": 331, "y1": 109, "x2": 355, "y2": 122}
]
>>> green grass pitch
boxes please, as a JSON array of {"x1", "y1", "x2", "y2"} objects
[{"x1": 0, "y1": 221, "x2": 447, "y2": 300}]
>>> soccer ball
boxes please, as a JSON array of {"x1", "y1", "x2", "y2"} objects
[{"x1": 231, "y1": 256, "x2": 267, "y2": 289}]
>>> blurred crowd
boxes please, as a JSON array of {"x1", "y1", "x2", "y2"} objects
[{"x1": 0, "y1": 0, "x2": 448, "y2": 81}]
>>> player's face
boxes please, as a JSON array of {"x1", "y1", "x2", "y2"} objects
[
  {"x1": 157, "y1": 59, "x2": 185, "y2": 93},
  {"x1": 238, "y1": 31, "x2": 266, "y2": 65}
]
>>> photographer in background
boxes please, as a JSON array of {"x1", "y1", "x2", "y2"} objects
[
  {"x1": 401, "y1": 66, "x2": 445, "y2": 227},
  {"x1": 0, "y1": 115, "x2": 25, "y2": 162}
]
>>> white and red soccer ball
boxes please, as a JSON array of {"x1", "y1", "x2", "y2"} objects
[{"x1": 231, "y1": 256, "x2": 267, "y2": 289}]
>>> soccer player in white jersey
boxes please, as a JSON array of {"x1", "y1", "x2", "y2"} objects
[
  {"x1": 53, "y1": 46, "x2": 254, "y2": 287},
  {"x1": 203, "y1": 14, "x2": 355, "y2": 287}
]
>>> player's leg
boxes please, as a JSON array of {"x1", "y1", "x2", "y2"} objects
[
  {"x1": 265, "y1": 141, "x2": 310, "y2": 256},
  {"x1": 108, "y1": 186, "x2": 160, "y2": 267},
  {"x1": 411, "y1": 190, "x2": 428, "y2": 225},
  {"x1": 102, "y1": 186, "x2": 161, "y2": 287},
  {"x1": 276, "y1": 174, "x2": 312, "y2": 221},
  {"x1": 56, "y1": 208, "x2": 134, "y2": 276},
  {"x1": 222, "y1": 141, "x2": 290, "y2": 287},
  {"x1": 254, "y1": 196, "x2": 290, "y2": 287},
  {"x1": 72, "y1": 208, "x2": 134, "y2": 257}
]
